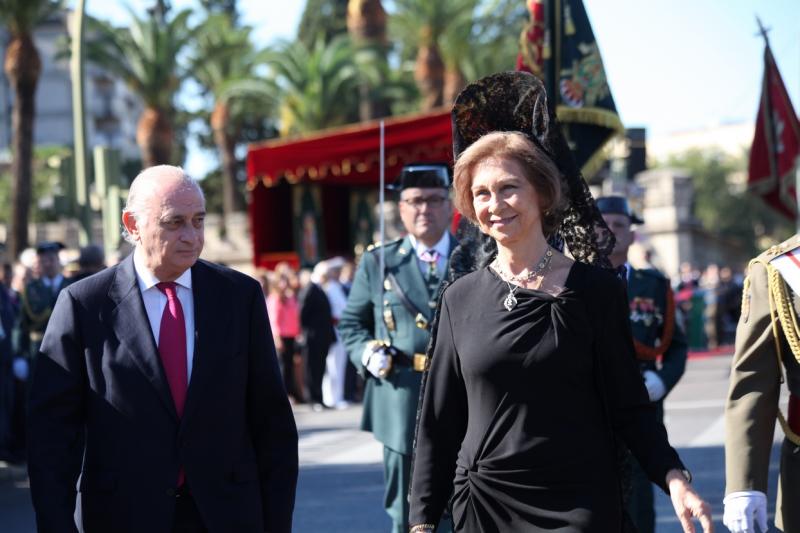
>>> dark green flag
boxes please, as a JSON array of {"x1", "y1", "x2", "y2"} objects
[{"x1": 517, "y1": 0, "x2": 624, "y2": 178}]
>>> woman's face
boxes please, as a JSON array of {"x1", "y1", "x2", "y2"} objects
[{"x1": 471, "y1": 157, "x2": 543, "y2": 247}]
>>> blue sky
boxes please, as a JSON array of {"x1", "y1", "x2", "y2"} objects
[{"x1": 85, "y1": 0, "x2": 800, "y2": 175}]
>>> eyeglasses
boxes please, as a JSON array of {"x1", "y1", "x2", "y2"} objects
[{"x1": 400, "y1": 196, "x2": 449, "y2": 209}]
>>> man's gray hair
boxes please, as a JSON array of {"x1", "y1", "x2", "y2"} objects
[{"x1": 121, "y1": 165, "x2": 205, "y2": 244}]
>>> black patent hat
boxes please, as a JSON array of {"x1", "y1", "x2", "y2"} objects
[
  {"x1": 388, "y1": 163, "x2": 451, "y2": 191},
  {"x1": 596, "y1": 196, "x2": 644, "y2": 224}
]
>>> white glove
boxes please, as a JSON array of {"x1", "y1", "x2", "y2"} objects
[
  {"x1": 723, "y1": 491, "x2": 768, "y2": 533},
  {"x1": 361, "y1": 344, "x2": 391, "y2": 378},
  {"x1": 642, "y1": 370, "x2": 666, "y2": 402},
  {"x1": 12, "y1": 357, "x2": 29, "y2": 381}
]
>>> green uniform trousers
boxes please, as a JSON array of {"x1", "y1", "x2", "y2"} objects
[{"x1": 383, "y1": 446, "x2": 453, "y2": 533}]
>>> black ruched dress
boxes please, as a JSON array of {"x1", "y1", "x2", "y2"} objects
[{"x1": 409, "y1": 262, "x2": 684, "y2": 532}]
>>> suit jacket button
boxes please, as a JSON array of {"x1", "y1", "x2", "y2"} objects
[{"x1": 166, "y1": 488, "x2": 175, "y2": 497}]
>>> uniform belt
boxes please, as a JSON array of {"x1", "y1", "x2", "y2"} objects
[
  {"x1": 393, "y1": 352, "x2": 428, "y2": 372},
  {"x1": 789, "y1": 393, "x2": 800, "y2": 434}
]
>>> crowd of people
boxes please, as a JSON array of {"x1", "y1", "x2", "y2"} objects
[
  {"x1": 257, "y1": 257, "x2": 361, "y2": 412},
  {"x1": 0, "y1": 241, "x2": 106, "y2": 463}
]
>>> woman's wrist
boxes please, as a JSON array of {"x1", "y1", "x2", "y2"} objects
[{"x1": 665, "y1": 467, "x2": 692, "y2": 486}]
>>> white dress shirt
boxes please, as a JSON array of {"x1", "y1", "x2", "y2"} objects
[
  {"x1": 133, "y1": 250, "x2": 196, "y2": 379},
  {"x1": 409, "y1": 232, "x2": 450, "y2": 279}
]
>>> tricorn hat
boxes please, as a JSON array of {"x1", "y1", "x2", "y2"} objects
[
  {"x1": 596, "y1": 196, "x2": 644, "y2": 225},
  {"x1": 388, "y1": 163, "x2": 451, "y2": 191}
]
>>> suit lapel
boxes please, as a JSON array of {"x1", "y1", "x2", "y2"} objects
[
  {"x1": 180, "y1": 261, "x2": 230, "y2": 433},
  {"x1": 107, "y1": 256, "x2": 178, "y2": 420}
]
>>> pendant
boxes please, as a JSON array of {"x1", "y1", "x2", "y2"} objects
[{"x1": 503, "y1": 292, "x2": 517, "y2": 311}]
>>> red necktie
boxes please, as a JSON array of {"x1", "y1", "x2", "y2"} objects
[{"x1": 156, "y1": 282, "x2": 188, "y2": 486}]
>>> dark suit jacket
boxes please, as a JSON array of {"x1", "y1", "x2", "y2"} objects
[
  {"x1": 298, "y1": 281, "x2": 335, "y2": 352},
  {"x1": 27, "y1": 256, "x2": 298, "y2": 533}
]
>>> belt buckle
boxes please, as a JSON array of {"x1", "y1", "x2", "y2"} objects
[{"x1": 412, "y1": 354, "x2": 428, "y2": 372}]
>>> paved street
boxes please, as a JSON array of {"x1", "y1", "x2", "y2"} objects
[{"x1": 0, "y1": 352, "x2": 787, "y2": 532}]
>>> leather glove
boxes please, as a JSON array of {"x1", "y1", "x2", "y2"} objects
[
  {"x1": 361, "y1": 342, "x2": 394, "y2": 378},
  {"x1": 723, "y1": 490, "x2": 768, "y2": 533},
  {"x1": 642, "y1": 370, "x2": 666, "y2": 402}
]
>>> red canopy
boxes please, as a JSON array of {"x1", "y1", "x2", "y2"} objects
[
  {"x1": 246, "y1": 110, "x2": 454, "y2": 269},
  {"x1": 246, "y1": 109, "x2": 453, "y2": 188}
]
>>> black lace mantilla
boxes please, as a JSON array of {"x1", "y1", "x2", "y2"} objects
[{"x1": 450, "y1": 70, "x2": 614, "y2": 276}]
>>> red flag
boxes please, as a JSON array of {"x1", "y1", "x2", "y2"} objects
[{"x1": 748, "y1": 44, "x2": 800, "y2": 220}]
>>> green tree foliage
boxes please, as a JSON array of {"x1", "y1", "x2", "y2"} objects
[
  {"x1": 0, "y1": 146, "x2": 70, "y2": 224},
  {"x1": 199, "y1": 0, "x2": 239, "y2": 25},
  {"x1": 663, "y1": 149, "x2": 794, "y2": 256},
  {"x1": 264, "y1": 34, "x2": 388, "y2": 135},
  {"x1": 297, "y1": 0, "x2": 349, "y2": 47}
]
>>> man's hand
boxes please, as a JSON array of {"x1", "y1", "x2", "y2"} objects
[
  {"x1": 667, "y1": 470, "x2": 713, "y2": 533},
  {"x1": 723, "y1": 491, "x2": 768, "y2": 533},
  {"x1": 643, "y1": 370, "x2": 666, "y2": 402},
  {"x1": 361, "y1": 342, "x2": 393, "y2": 378}
]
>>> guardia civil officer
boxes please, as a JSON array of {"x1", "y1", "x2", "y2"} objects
[
  {"x1": 598, "y1": 196, "x2": 688, "y2": 533},
  {"x1": 724, "y1": 235, "x2": 800, "y2": 533},
  {"x1": 339, "y1": 164, "x2": 455, "y2": 533}
]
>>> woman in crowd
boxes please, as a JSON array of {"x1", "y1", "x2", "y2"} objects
[
  {"x1": 265, "y1": 270, "x2": 303, "y2": 403},
  {"x1": 409, "y1": 72, "x2": 712, "y2": 533}
]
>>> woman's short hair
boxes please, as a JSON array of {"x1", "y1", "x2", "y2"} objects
[{"x1": 453, "y1": 131, "x2": 564, "y2": 236}]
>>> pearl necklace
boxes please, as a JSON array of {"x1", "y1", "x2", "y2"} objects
[{"x1": 492, "y1": 247, "x2": 553, "y2": 311}]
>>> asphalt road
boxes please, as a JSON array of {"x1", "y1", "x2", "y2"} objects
[{"x1": 0, "y1": 352, "x2": 787, "y2": 532}]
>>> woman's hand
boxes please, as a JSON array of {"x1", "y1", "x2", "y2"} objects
[{"x1": 666, "y1": 469, "x2": 714, "y2": 532}]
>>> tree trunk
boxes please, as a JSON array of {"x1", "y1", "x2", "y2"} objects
[
  {"x1": 4, "y1": 35, "x2": 42, "y2": 260},
  {"x1": 414, "y1": 44, "x2": 444, "y2": 111},
  {"x1": 444, "y1": 67, "x2": 467, "y2": 106},
  {"x1": 347, "y1": 0, "x2": 390, "y2": 120},
  {"x1": 136, "y1": 106, "x2": 174, "y2": 167},
  {"x1": 211, "y1": 100, "x2": 242, "y2": 229}
]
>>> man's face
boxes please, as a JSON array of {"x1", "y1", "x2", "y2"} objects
[
  {"x1": 398, "y1": 187, "x2": 452, "y2": 246},
  {"x1": 602, "y1": 213, "x2": 634, "y2": 261},
  {"x1": 38, "y1": 252, "x2": 61, "y2": 279},
  {"x1": 123, "y1": 182, "x2": 206, "y2": 281}
]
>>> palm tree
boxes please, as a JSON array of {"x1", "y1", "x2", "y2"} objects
[
  {"x1": 264, "y1": 34, "x2": 377, "y2": 135},
  {"x1": 390, "y1": 0, "x2": 474, "y2": 111},
  {"x1": 0, "y1": 0, "x2": 61, "y2": 258},
  {"x1": 85, "y1": 7, "x2": 194, "y2": 167},
  {"x1": 191, "y1": 14, "x2": 270, "y2": 223}
]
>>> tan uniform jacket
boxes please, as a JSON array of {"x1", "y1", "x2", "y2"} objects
[{"x1": 725, "y1": 241, "x2": 800, "y2": 532}]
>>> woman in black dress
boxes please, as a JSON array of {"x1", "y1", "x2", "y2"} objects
[{"x1": 408, "y1": 73, "x2": 712, "y2": 533}]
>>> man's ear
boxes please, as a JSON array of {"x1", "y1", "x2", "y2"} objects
[{"x1": 122, "y1": 211, "x2": 140, "y2": 241}]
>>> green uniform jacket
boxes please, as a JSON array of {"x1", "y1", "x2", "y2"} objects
[
  {"x1": 627, "y1": 267, "x2": 688, "y2": 408},
  {"x1": 339, "y1": 235, "x2": 454, "y2": 455},
  {"x1": 725, "y1": 238, "x2": 800, "y2": 531}
]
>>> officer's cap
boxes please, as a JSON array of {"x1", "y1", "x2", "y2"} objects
[
  {"x1": 388, "y1": 163, "x2": 451, "y2": 191},
  {"x1": 36, "y1": 241, "x2": 65, "y2": 255},
  {"x1": 596, "y1": 196, "x2": 644, "y2": 225}
]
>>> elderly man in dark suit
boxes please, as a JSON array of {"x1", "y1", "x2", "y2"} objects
[{"x1": 27, "y1": 165, "x2": 298, "y2": 533}]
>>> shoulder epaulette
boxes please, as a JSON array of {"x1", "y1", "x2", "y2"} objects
[
  {"x1": 761, "y1": 234, "x2": 800, "y2": 262},
  {"x1": 366, "y1": 237, "x2": 402, "y2": 253}
]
